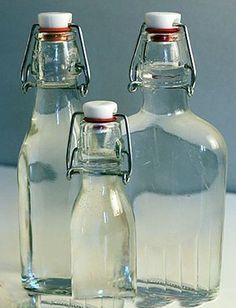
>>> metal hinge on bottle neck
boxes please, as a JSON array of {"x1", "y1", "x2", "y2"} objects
[
  {"x1": 20, "y1": 24, "x2": 90, "y2": 96},
  {"x1": 66, "y1": 112, "x2": 133, "y2": 185},
  {"x1": 20, "y1": 24, "x2": 39, "y2": 93},
  {"x1": 70, "y1": 24, "x2": 90, "y2": 97},
  {"x1": 128, "y1": 22, "x2": 196, "y2": 97},
  {"x1": 175, "y1": 23, "x2": 196, "y2": 97},
  {"x1": 128, "y1": 22, "x2": 146, "y2": 94}
]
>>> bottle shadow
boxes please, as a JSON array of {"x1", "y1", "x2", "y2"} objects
[{"x1": 134, "y1": 286, "x2": 216, "y2": 307}]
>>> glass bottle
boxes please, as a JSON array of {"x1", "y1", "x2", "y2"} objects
[
  {"x1": 126, "y1": 12, "x2": 227, "y2": 306},
  {"x1": 67, "y1": 101, "x2": 136, "y2": 304},
  {"x1": 18, "y1": 12, "x2": 90, "y2": 295}
]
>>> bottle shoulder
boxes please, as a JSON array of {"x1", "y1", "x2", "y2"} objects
[
  {"x1": 72, "y1": 182, "x2": 134, "y2": 231},
  {"x1": 33, "y1": 88, "x2": 81, "y2": 115},
  {"x1": 128, "y1": 109, "x2": 227, "y2": 155},
  {"x1": 21, "y1": 101, "x2": 81, "y2": 143},
  {"x1": 126, "y1": 110, "x2": 227, "y2": 197},
  {"x1": 188, "y1": 112, "x2": 227, "y2": 151},
  {"x1": 72, "y1": 177, "x2": 133, "y2": 216}
]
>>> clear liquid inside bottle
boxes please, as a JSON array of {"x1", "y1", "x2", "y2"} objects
[
  {"x1": 18, "y1": 88, "x2": 81, "y2": 294},
  {"x1": 70, "y1": 115, "x2": 136, "y2": 302},
  {"x1": 125, "y1": 27, "x2": 227, "y2": 306},
  {"x1": 71, "y1": 175, "x2": 136, "y2": 300},
  {"x1": 126, "y1": 91, "x2": 226, "y2": 306},
  {"x1": 18, "y1": 24, "x2": 85, "y2": 295}
]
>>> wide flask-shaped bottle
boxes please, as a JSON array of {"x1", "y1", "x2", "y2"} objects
[
  {"x1": 18, "y1": 12, "x2": 90, "y2": 294},
  {"x1": 127, "y1": 12, "x2": 227, "y2": 305}
]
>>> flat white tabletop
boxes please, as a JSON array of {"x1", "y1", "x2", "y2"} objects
[{"x1": 0, "y1": 166, "x2": 235, "y2": 307}]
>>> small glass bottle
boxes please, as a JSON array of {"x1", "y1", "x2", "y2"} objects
[
  {"x1": 67, "y1": 101, "x2": 136, "y2": 303},
  {"x1": 127, "y1": 12, "x2": 227, "y2": 305},
  {"x1": 18, "y1": 12, "x2": 90, "y2": 294}
]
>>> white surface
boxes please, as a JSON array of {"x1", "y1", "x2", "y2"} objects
[
  {"x1": 38, "y1": 12, "x2": 72, "y2": 28},
  {"x1": 83, "y1": 100, "x2": 118, "y2": 119},
  {"x1": 145, "y1": 12, "x2": 181, "y2": 29},
  {"x1": 0, "y1": 165, "x2": 235, "y2": 307}
]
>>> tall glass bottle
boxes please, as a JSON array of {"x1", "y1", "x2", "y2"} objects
[
  {"x1": 18, "y1": 12, "x2": 90, "y2": 294},
  {"x1": 67, "y1": 101, "x2": 136, "y2": 305},
  {"x1": 127, "y1": 12, "x2": 227, "y2": 305}
]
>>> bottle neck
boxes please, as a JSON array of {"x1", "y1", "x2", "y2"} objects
[
  {"x1": 34, "y1": 87, "x2": 80, "y2": 114},
  {"x1": 137, "y1": 29, "x2": 191, "y2": 116},
  {"x1": 142, "y1": 87, "x2": 189, "y2": 115},
  {"x1": 32, "y1": 31, "x2": 81, "y2": 88},
  {"x1": 77, "y1": 120, "x2": 123, "y2": 176},
  {"x1": 81, "y1": 174, "x2": 121, "y2": 191}
]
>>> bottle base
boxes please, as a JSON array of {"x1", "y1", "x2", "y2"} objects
[
  {"x1": 18, "y1": 294, "x2": 125, "y2": 308},
  {"x1": 21, "y1": 278, "x2": 218, "y2": 307},
  {"x1": 134, "y1": 280, "x2": 219, "y2": 307},
  {"x1": 22, "y1": 276, "x2": 71, "y2": 295}
]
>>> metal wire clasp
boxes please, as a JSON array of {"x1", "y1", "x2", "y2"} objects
[
  {"x1": 116, "y1": 113, "x2": 133, "y2": 184},
  {"x1": 175, "y1": 23, "x2": 196, "y2": 97},
  {"x1": 20, "y1": 24, "x2": 90, "y2": 96},
  {"x1": 128, "y1": 22, "x2": 197, "y2": 97},
  {"x1": 66, "y1": 112, "x2": 133, "y2": 185},
  {"x1": 20, "y1": 24, "x2": 39, "y2": 93},
  {"x1": 128, "y1": 22, "x2": 146, "y2": 93},
  {"x1": 66, "y1": 112, "x2": 83, "y2": 180},
  {"x1": 70, "y1": 24, "x2": 90, "y2": 97}
]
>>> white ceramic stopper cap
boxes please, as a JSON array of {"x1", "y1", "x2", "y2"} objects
[
  {"x1": 83, "y1": 101, "x2": 118, "y2": 119},
  {"x1": 38, "y1": 12, "x2": 72, "y2": 28},
  {"x1": 145, "y1": 12, "x2": 181, "y2": 29}
]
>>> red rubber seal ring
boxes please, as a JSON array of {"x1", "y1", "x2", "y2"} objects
[
  {"x1": 146, "y1": 27, "x2": 180, "y2": 42},
  {"x1": 84, "y1": 116, "x2": 117, "y2": 123},
  {"x1": 146, "y1": 27, "x2": 180, "y2": 33}
]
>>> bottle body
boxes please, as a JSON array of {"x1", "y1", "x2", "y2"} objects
[
  {"x1": 127, "y1": 17, "x2": 227, "y2": 304},
  {"x1": 18, "y1": 15, "x2": 89, "y2": 294},
  {"x1": 126, "y1": 89, "x2": 227, "y2": 303},
  {"x1": 71, "y1": 174, "x2": 136, "y2": 300},
  {"x1": 68, "y1": 101, "x2": 136, "y2": 302},
  {"x1": 18, "y1": 88, "x2": 80, "y2": 294}
]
